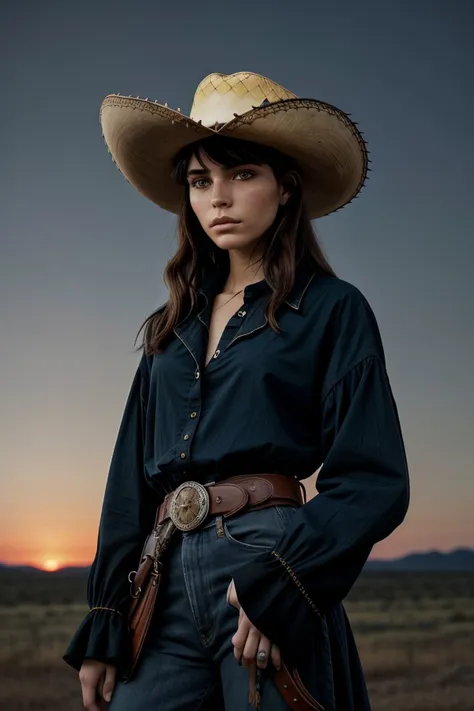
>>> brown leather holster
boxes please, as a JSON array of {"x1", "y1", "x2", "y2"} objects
[{"x1": 125, "y1": 518, "x2": 176, "y2": 679}]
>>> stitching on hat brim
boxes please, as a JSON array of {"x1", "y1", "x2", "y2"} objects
[{"x1": 222, "y1": 97, "x2": 369, "y2": 217}]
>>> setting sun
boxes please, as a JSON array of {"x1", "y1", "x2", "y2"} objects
[{"x1": 43, "y1": 559, "x2": 59, "y2": 572}]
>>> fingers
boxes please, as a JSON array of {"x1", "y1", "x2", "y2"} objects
[
  {"x1": 80, "y1": 672, "x2": 104, "y2": 711},
  {"x1": 232, "y1": 614, "x2": 251, "y2": 663},
  {"x1": 270, "y1": 642, "x2": 282, "y2": 670},
  {"x1": 97, "y1": 675, "x2": 104, "y2": 700},
  {"x1": 102, "y1": 665, "x2": 117, "y2": 703},
  {"x1": 79, "y1": 660, "x2": 115, "y2": 710},
  {"x1": 241, "y1": 626, "x2": 261, "y2": 668},
  {"x1": 254, "y1": 635, "x2": 272, "y2": 670},
  {"x1": 231, "y1": 607, "x2": 281, "y2": 678},
  {"x1": 226, "y1": 578, "x2": 240, "y2": 610}
]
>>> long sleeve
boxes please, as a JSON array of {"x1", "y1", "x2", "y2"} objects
[
  {"x1": 63, "y1": 355, "x2": 158, "y2": 675},
  {"x1": 232, "y1": 328, "x2": 410, "y2": 664}
]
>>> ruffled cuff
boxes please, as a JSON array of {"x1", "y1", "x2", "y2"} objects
[
  {"x1": 63, "y1": 607, "x2": 131, "y2": 676},
  {"x1": 232, "y1": 550, "x2": 320, "y2": 665}
]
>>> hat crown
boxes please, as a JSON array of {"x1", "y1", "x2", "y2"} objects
[{"x1": 190, "y1": 71, "x2": 297, "y2": 129}]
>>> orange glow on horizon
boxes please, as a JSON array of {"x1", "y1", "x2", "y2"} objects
[
  {"x1": 0, "y1": 548, "x2": 94, "y2": 568},
  {"x1": 42, "y1": 559, "x2": 60, "y2": 572}
]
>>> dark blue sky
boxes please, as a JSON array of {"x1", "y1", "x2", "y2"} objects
[{"x1": 1, "y1": 1, "x2": 473, "y2": 564}]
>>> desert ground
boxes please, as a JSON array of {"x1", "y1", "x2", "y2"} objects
[{"x1": 0, "y1": 568, "x2": 473, "y2": 711}]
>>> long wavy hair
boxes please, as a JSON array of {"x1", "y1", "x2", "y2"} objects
[{"x1": 136, "y1": 134, "x2": 335, "y2": 354}]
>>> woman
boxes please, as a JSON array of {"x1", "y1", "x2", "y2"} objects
[{"x1": 64, "y1": 72, "x2": 409, "y2": 711}]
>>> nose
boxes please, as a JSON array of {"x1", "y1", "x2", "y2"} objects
[
  {"x1": 211, "y1": 181, "x2": 232, "y2": 208},
  {"x1": 211, "y1": 195, "x2": 231, "y2": 208}
]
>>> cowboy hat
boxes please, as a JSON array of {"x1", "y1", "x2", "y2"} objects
[{"x1": 99, "y1": 71, "x2": 369, "y2": 219}]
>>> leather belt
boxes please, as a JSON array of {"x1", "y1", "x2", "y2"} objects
[{"x1": 157, "y1": 473, "x2": 305, "y2": 532}]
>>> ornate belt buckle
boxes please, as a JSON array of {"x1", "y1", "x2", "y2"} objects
[{"x1": 169, "y1": 481, "x2": 210, "y2": 532}]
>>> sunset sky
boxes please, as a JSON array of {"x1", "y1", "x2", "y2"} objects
[{"x1": 2, "y1": 2, "x2": 473, "y2": 570}]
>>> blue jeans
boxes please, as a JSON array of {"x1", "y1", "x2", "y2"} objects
[{"x1": 109, "y1": 505, "x2": 298, "y2": 710}]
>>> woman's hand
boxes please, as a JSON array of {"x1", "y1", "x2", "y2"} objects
[
  {"x1": 79, "y1": 660, "x2": 116, "y2": 710},
  {"x1": 226, "y1": 578, "x2": 281, "y2": 671}
]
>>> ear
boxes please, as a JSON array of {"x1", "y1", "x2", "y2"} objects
[{"x1": 279, "y1": 172, "x2": 297, "y2": 206}]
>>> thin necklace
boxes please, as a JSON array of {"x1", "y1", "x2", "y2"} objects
[{"x1": 214, "y1": 289, "x2": 244, "y2": 311}]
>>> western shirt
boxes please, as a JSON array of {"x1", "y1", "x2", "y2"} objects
[{"x1": 64, "y1": 260, "x2": 409, "y2": 702}]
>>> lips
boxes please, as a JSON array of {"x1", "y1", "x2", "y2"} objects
[{"x1": 210, "y1": 217, "x2": 240, "y2": 228}]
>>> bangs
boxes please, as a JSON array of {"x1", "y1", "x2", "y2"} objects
[{"x1": 172, "y1": 135, "x2": 295, "y2": 186}]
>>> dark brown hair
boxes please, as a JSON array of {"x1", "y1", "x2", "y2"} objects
[{"x1": 136, "y1": 134, "x2": 335, "y2": 354}]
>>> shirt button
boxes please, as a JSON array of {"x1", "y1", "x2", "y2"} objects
[
  {"x1": 195, "y1": 369, "x2": 200, "y2": 379},
  {"x1": 213, "y1": 349, "x2": 221, "y2": 359},
  {"x1": 237, "y1": 310, "x2": 247, "y2": 317},
  {"x1": 190, "y1": 411, "x2": 197, "y2": 418},
  {"x1": 180, "y1": 452, "x2": 186, "y2": 459},
  {"x1": 183, "y1": 433, "x2": 190, "y2": 441}
]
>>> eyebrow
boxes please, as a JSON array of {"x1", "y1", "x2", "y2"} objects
[
  {"x1": 186, "y1": 168, "x2": 210, "y2": 178},
  {"x1": 186, "y1": 164, "x2": 254, "y2": 178}
]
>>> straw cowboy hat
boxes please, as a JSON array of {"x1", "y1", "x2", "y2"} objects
[{"x1": 99, "y1": 71, "x2": 369, "y2": 219}]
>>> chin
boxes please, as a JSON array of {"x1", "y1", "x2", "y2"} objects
[{"x1": 213, "y1": 236, "x2": 252, "y2": 251}]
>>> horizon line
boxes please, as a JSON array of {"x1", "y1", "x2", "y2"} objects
[{"x1": 1, "y1": 545, "x2": 473, "y2": 572}]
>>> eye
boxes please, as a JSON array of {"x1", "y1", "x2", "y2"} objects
[
  {"x1": 235, "y1": 170, "x2": 255, "y2": 181},
  {"x1": 190, "y1": 178, "x2": 210, "y2": 189},
  {"x1": 190, "y1": 170, "x2": 255, "y2": 189}
]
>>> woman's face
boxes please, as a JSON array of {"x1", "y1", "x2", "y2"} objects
[{"x1": 186, "y1": 151, "x2": 290, "y2": 253}]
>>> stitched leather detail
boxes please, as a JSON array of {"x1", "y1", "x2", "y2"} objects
[
  {"x1": 211, "y1": 483, "x2": 249, "y2": 517},
  {"x1": 241, "y1": 476, "x2": 274, "y2": 504}
]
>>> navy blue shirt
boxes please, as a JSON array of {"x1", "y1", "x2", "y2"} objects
[{"x1": 64, "y1": 260, "x2": 409, "y2": 682}]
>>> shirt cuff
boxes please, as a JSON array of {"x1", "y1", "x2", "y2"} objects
[
  {"x1": 232, "y1": 549, "x2": 320, "y2": 663},
  {"x1": 63, "y1": 607, "x2": 131, "y2": 676}
]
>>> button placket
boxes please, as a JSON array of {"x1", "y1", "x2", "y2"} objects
[
  {"x1": 173, "y1": 321, "x2": 205, "y2": 468},
  {"x1": 181, "y1": 408, "x2": 198, "y2": 459},
  {"x1": 205, "y1": 304, "x2": 249, "y2": 371}
]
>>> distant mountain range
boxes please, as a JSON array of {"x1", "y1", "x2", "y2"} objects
[
  {"x1": 364, "y1": 547, "x2": 474, "y2": 572},
  {"x1": 1, "y1": 547, "x2": 473, "y2": 573}
]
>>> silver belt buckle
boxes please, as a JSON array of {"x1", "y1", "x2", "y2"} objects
[{"x1": 169, "y1": 481, "x2": 210, "y2": 532}]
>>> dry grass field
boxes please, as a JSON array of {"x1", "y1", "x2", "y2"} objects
[{"x1": 0, "y1": 569, "x2": 473, "y2": 711}]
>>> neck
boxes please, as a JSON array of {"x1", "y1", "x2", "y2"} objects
[{"x1": 223, "y1": 248, "x2": 266, "y2": 293}]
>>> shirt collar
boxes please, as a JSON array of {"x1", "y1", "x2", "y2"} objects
[
  {"x1": 197, "y1": 260, "x2": 316, "y2": 310},
  {"x1": 284, "y1": 261, "x2": 317, "y2": 310}
]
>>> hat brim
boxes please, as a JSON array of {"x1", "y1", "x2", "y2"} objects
[{"x1": 100, "y1": 95, "x2": 368, "y2": 219}]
